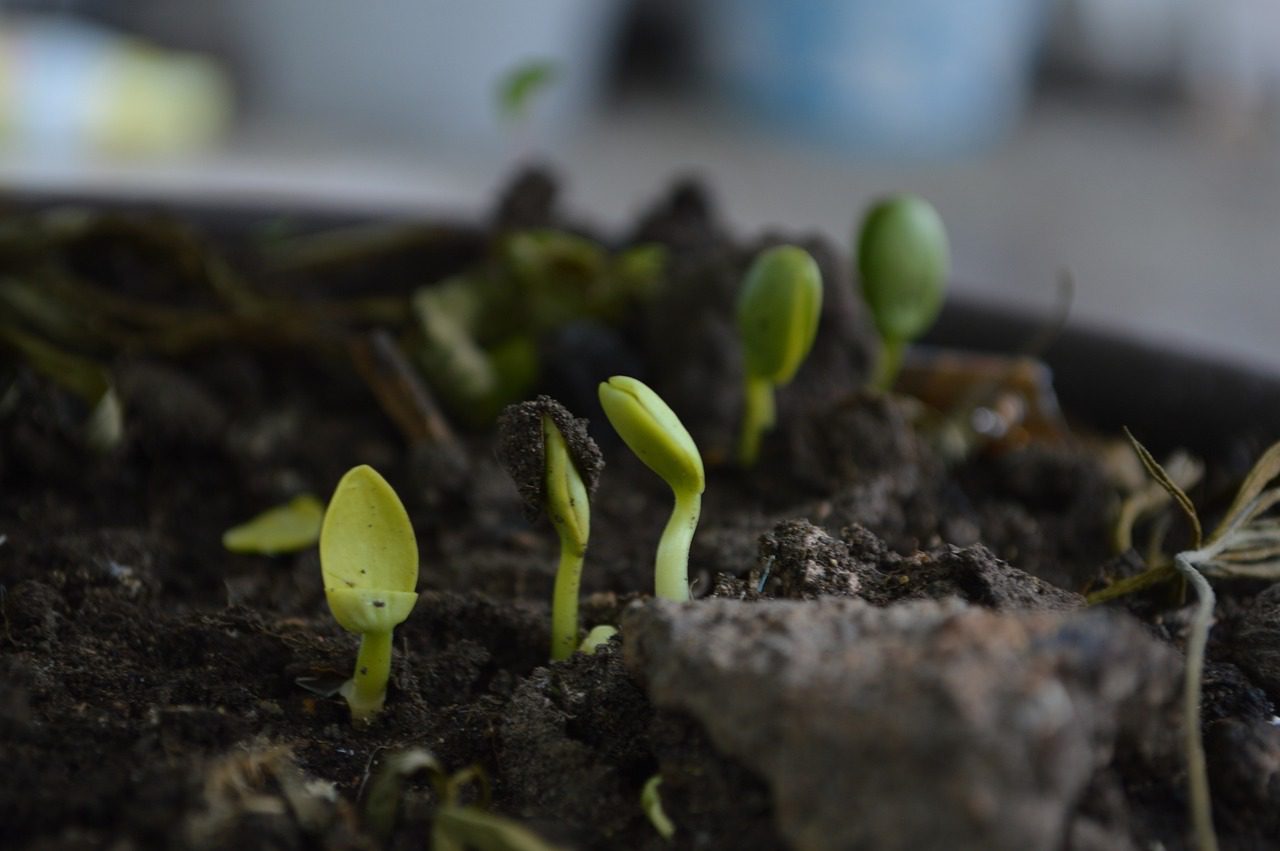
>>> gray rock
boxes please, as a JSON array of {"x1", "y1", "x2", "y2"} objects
[{"x1": 623, "y1": 597, "x2": 1180, "y2": 851}]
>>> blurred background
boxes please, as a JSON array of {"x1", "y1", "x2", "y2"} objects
[{"x1": 1, "y1": 0, "x2": 1278, "y2": 370}]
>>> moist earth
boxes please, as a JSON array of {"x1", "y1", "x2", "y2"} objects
[{"x1": 2, "y1": 173, "x2": 1278, "y2": 850}]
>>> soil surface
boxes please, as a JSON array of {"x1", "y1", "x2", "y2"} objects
[{"x1": 2, "y1": 172, "x2": 1279, "y2": 850}]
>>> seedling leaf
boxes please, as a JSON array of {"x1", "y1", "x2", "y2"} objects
[
  {"x1": 737, "y1": 246, "x2": 823, "y2": 385},
  {"x1": 598, "y1": 376, "x2": 704, "y2": 496},
  {"x1": 497, "y1": 60, "x2": 560, "y2": 122},
  {"x1": 579, "y1": 624, "x2": 618, "y2": 654},
  {"x1": 320, "y1": 465, "x2": 418, "y2": 604},
  {"x1": 222, "y1": 495, "x2": 324, "y2": 555},
  {"x1": 641, "y1": 774, "x2": 675, "y2": 841}
]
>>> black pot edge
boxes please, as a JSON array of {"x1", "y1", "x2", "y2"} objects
[{"x1": 927, "y1": 294, "x2": 1280, "y2": 463}]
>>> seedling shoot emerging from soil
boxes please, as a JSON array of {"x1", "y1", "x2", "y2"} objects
[
  {"x1": 856, "y1": 194, "x2": 950, "y2": 392},
  {"x1": 735, "y1": 245, "x2": 823, "y2": 467},
  {"x1": 598, "y1": 376, "x2": 704, "y2": 601},
  {"x1": 319, "y1": 465, "x2": 419, "y2": 724},
  {"x1": 497, "y1": 397, "x2": 603, "y2": 661},
  {"x1": 1092, "y1": 431, "x2": 1280, "y2": 851}
]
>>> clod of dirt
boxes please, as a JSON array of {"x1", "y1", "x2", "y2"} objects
[
  {"x1": 1203, "y1": 718, "x2": 1280, "y2": 839},
  {"x1": 1230, "y1": 583, "x2": 1280, "y2": 699},
  {"x1": 869, "y1": 542, "x2": 1086, "y2": 611},
  {"x1": 788, "y1": 391, "x2": 933, "y2": 493},
  {"x1": 496, "y1": 395, "x2": 603, "y2": 524},
  {"x1": 755, "y1": 520, "x2": 870, "y2": 599},
  {"x1": 623, "y1": 597, "x2": 1181, "y2": 851}
]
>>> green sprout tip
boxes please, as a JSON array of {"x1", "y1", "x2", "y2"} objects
[
  {"x1": 497, "y1": 397, "x2": 603, "y2": 661},
  {"x1": 735, "y1": 245, "x2": 823, "y2": 466},
  {"x1": 598, "y1": 376, "x2": 704, "y2": 601},
  {"x1": 319, "y1": 465, "x2": 419, "y2": 724},
  {"x1": 856, "y1": 194, "x2": 949, "y2": 392}
]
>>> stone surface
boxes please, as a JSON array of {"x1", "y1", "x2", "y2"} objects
[{"x1": 623, "y1": 597, "x2": 1180, "y2": 851}]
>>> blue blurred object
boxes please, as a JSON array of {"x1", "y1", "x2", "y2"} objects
[{"x1": 699, "y1": 0, "x2": 1049, "y2": 157}]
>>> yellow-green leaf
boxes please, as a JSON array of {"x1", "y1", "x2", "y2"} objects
[
  {"x1": 598, "y1": 376, "x2": 704, "y2": 496},
  {"x1": 320, "y1": 466, "x2": 418, "y2": 633},
  {"x1": 543, "y1": 415, "x2": 589, "y2": 554},
  {"x1": 857, "y1": 194, "x2": 949, "y2": 344},
  {"x1": 579, "y1": 624, "x2": 618, "y2": 654},
  {"x1": 736, "y1": 245, "x2": 823, "y2": 385},
  {"x1": 641, "y1": 774, "x2": 675, "y2": 841},
  {"x1": 222, "y1": 495, "x2": 324, "y2": 555}
]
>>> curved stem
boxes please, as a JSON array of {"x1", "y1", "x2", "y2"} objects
[
  {"x1": 737, "y1": 375, "x2": 776, "y2": 467},
  {"x1": 1174, "y1": 552, "x2": 1219, "y2": 851},
  {"x1": 655, "y1": 490, "x2": 701, "y2": 601},
  {"x1": 343, "y1": 629, "x2": 393, "y2": 724},
  {"x1": 550, "y1": 542, "x2": 585, "y2": 661},
  {"x1": 872, "y1": 338, "x2": 906, "y2": 393}
]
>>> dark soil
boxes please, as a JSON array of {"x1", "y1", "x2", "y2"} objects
[{"x1": 2, "y1": 172, "x2": 1278, "y2": 850}]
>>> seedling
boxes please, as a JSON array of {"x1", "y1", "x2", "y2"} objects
[
  {"x1": 579, "y1": 624, "x2": 618, "y2": 654},
  {"x1": 598, "y1": 376, "x2": 704, "y2": 601},
  {"x1": 735, "y1": 245, "x2": 823, "y2": 466},
  {"x1": 222, "y1": 494, "x2": 324, "y2": 555},
  {"x1": 319, "y1": 465, "x2": 419, "y2": 724},
  {"x1": 856, "y1": 195, "x2": 950, "y2": 392},
  {"x1": 1091, "y1": 431, "x2": 1280, "y2": 851},
  {"x1": 641, "y1": 774, "x2": 675, "y2": 841},
  {"x1": 364, "y1": 748, "x2": 562, "y2": 850},
  {"x1": 497, "y1": 59, "x2": 560, "y2": 124},
  {"x1": 496, "y1": 397, "x2": 603, "y2": 661}
]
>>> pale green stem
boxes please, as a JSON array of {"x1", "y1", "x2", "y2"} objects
[
  {"x1": 550, "y1": 541, "x2": 585, "y2": 661},
  {"x1": 872, "y1": 337, "x2": 906, "y2": 393},
  {"x1": 737, "y1": 375, "x2": 776, "y2": 467},
  {"x1": 1174, "y1": 551, "x2": 1219, "y2": 851},
  {"x1": 343, "y1": 629, "x2": 393, "y2": 724},
  {"x1": 655, "y1": 489, "x2": 701, "y2": 601}
]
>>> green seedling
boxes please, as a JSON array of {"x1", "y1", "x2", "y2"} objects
[
  {"x1": 735, "y1": 245, "x2": 823, "y2": 466},
  {"x1": 856, "y1": 195, "x2": 950, "y2": 392},
  {"x1": 222, "y1": 494, "x2": 324, "y2": 555},
  {"x1": 641, "y1": 774, "x2": 675, "y2": 841},
  {"x1": 598, "y1": 376, "x2": 704, "y2": 601},
  {"x1": 410, "y1": 230, "x2": 664, "y2": 426},
  {"x1": 578, "y1": 624, "x2": 618, "y2": 654},
  {"x1": 319, "y1": 465, "x2": 419, "y2": 724},
  {"x1": 364, "y1": 748, "x2": 563, "y2": 850},
  {"x1": 496, "y1": 397, "x2": 603, "y2": 661},
  {"x1": 497, "y1": 60, "x2": 560, "y2": 124},
  {"x1": 1091, "y1": 431, "x2": 1280, "y2": 851}
]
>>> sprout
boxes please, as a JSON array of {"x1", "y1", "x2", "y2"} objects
[
  {"x1": 497, "y1": 397, "x2": 603, "y2": 661},
  {"x1": 598, "y1": 376, "x2": 704, "y2": 601},
  {"x1": 319, "y1": 465, "x2": 419, "y2": 724},
  {"x1": 641, "y1": 774, "x2": 675, "y2": 841},
  {"x1": 856, "y1": 195, "x2": 950, "y2": 392},
  {"x1": 578, "y1": 624, "x2": 618, "y2": 654},
  {"x1": 735, "y1": 245, "x2": 823, "y2": 466},
  {"x1": 365, "y1": 748, "x2": 564, "y2": 850},
  {"x1": 497, "y1": 59, "x2": 560, "y2": 124},
  {"x1": 222, "y1": 494, "x2": 324, "y2": 555}
]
